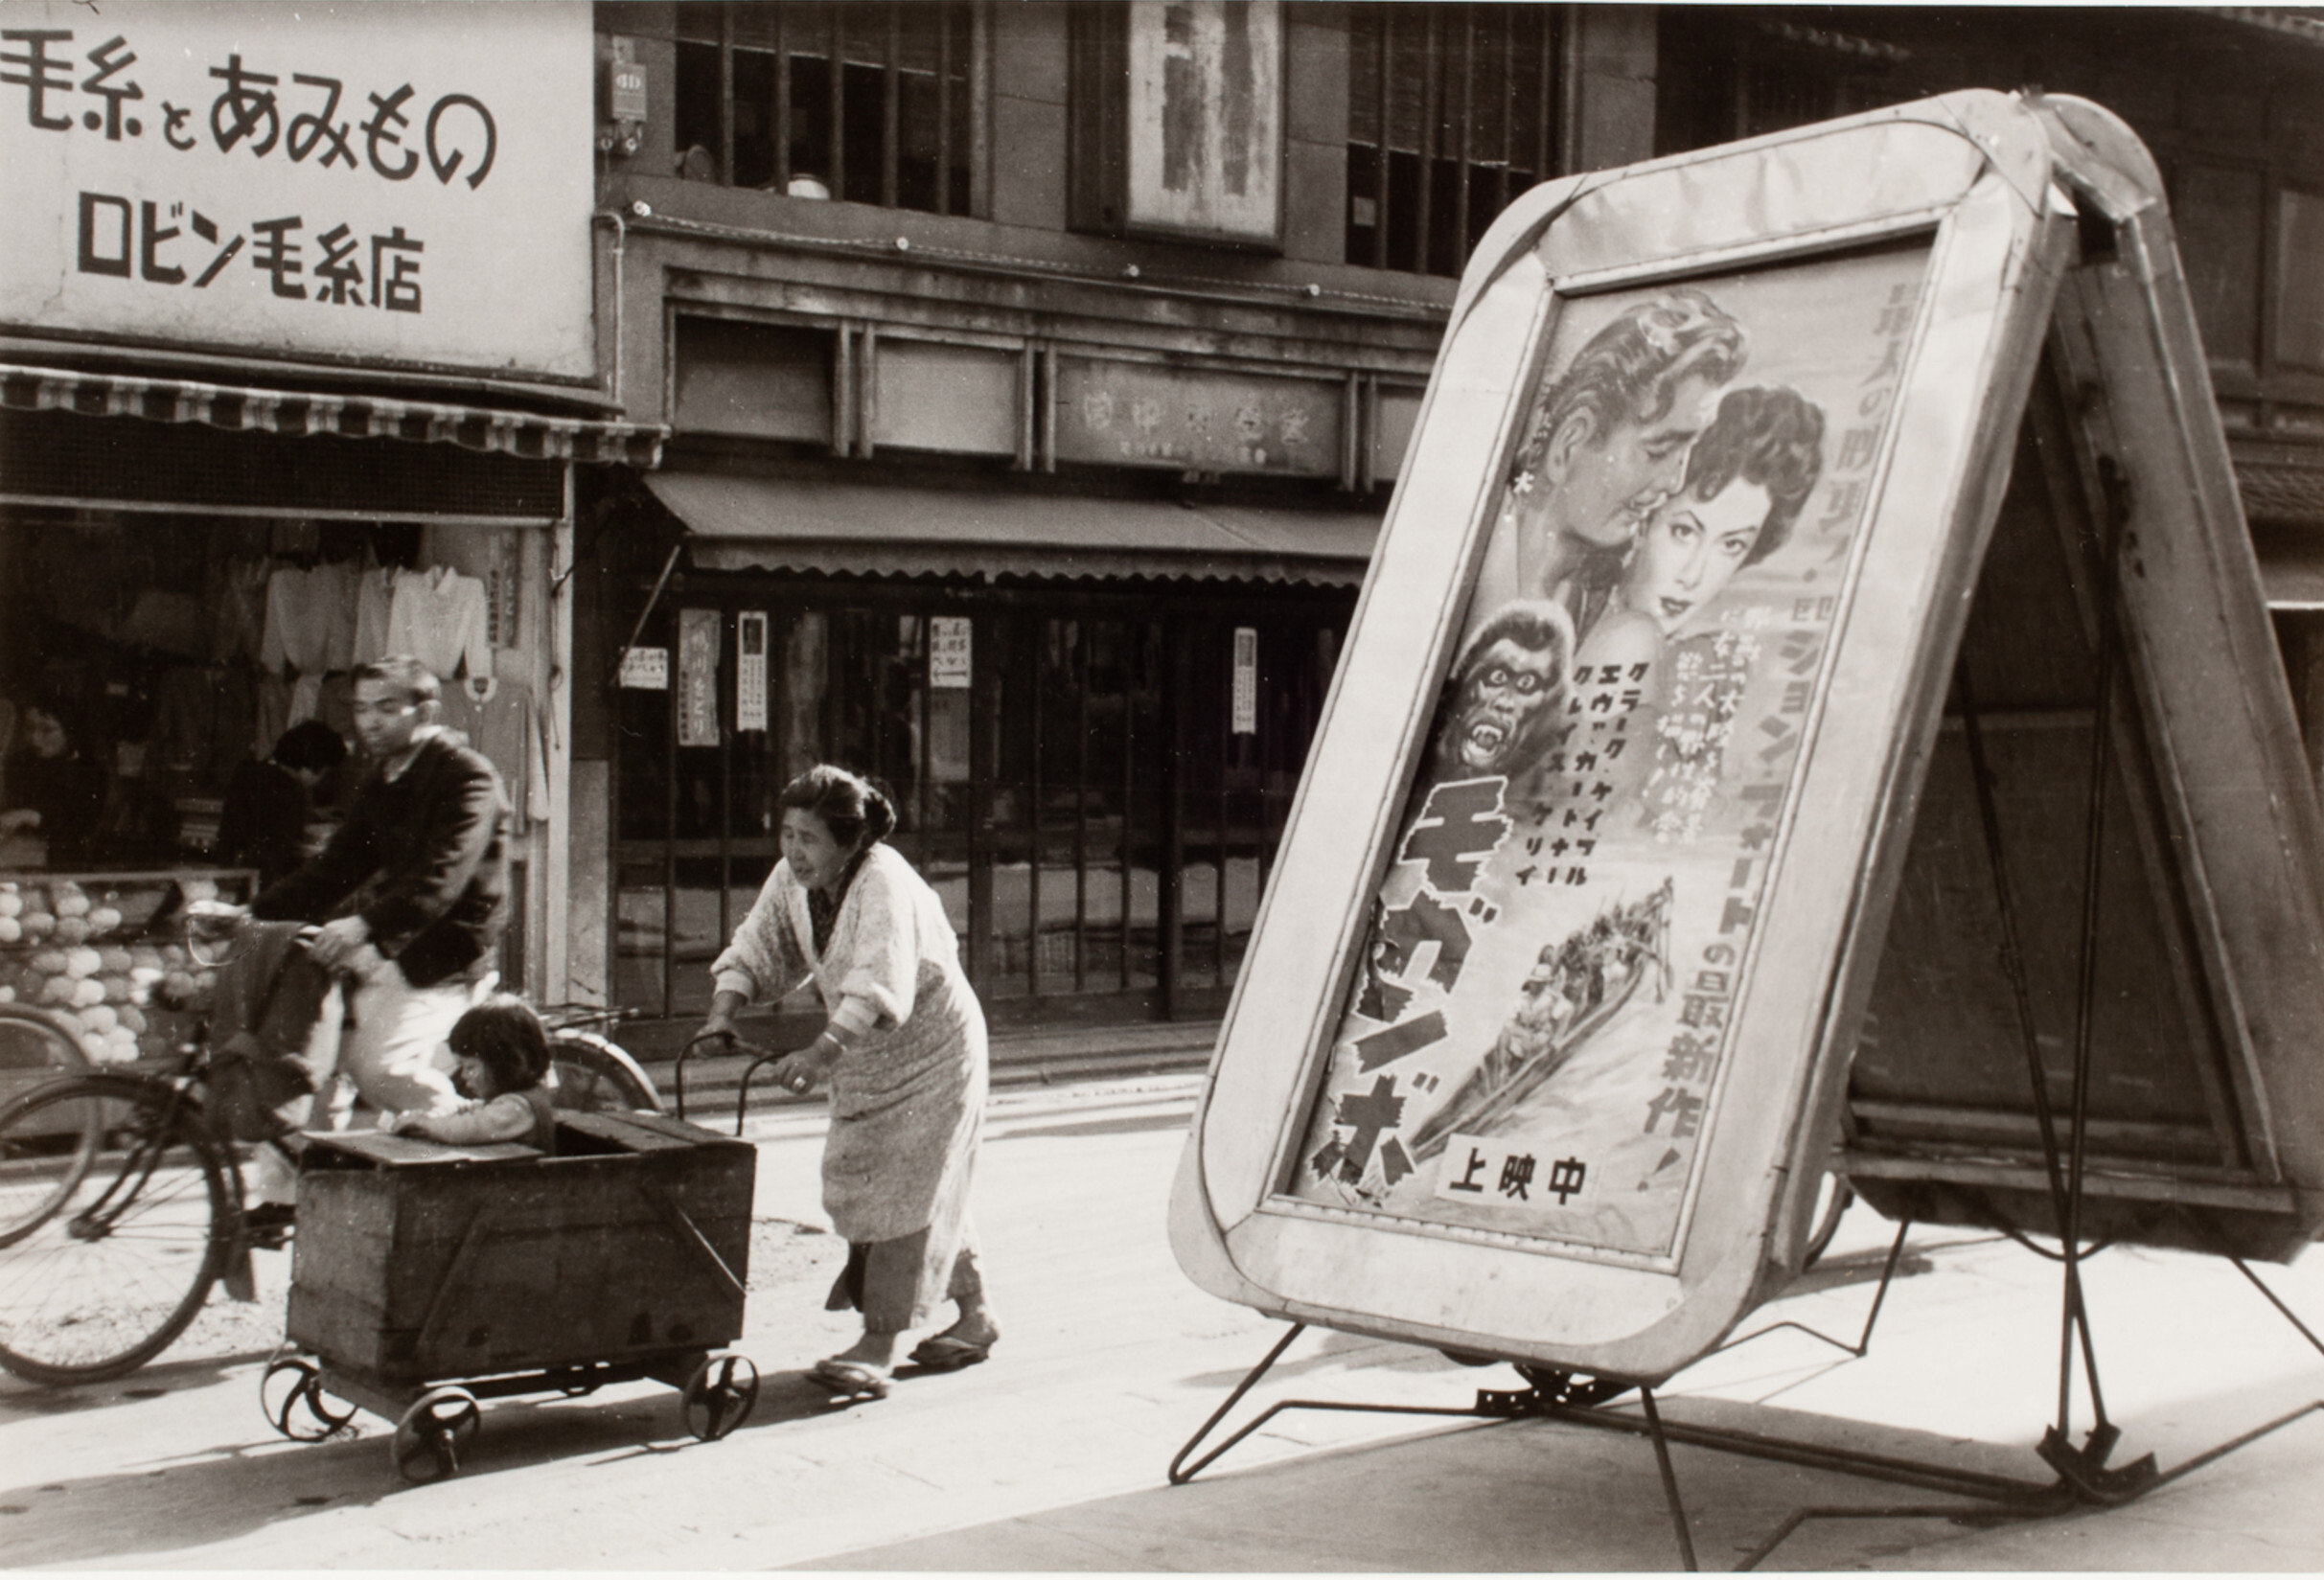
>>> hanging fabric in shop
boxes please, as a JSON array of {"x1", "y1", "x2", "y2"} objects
[
  {"x1": 209, "y1": 559, "x2": 271, "y2": 665},
  {"x1": 435, "y1": 671, "x2": 545, "y2": 833},
  {"x1": 352, "y1": 562, "x2": 395, "y2": 668},
  {"x1": 261, "y1": 561, "x2": 359, "y2": 724},
  {"x1": 120, "y1": 589, "x2": 209, "y2": 660},
  {"x1": 384, "y1": 565, "x2": 494, "y2": 683}
]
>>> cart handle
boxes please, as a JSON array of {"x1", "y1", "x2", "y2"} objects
[{"x1": 674, "y1": 1030, "x2": 813, "y2": 1135}]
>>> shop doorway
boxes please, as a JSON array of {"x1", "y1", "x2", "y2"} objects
[{"x1": 610, "y1": 582, "x2": 1348, "y2": 1027}]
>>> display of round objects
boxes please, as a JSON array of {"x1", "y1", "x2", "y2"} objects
[{"x1": 1, "y1": 879, "x2": 231, "y2": 1063}]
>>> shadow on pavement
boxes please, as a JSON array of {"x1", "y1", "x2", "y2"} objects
[
  {"x1": 0, "y1": 1363, "x2": 881, "y2": 1567},
  {"x1": 779, "y1": 1399, "x2": 2045, "y2": 1572},
  {"x1": 0, "y1": 1346, "x2": 282, "y2": 1420}
]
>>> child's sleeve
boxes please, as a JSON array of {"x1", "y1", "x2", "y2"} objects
[{"x1": 408, "y1": 1093, "x2": 536, "y2": 1145}]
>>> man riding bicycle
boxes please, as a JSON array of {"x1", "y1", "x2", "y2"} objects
[{"x1": 233, "y1": 655, "x2": 511, "y2": 1228}]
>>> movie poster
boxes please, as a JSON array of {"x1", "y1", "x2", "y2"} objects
[{"x1": 1288, "y1": 243, "x2": 1934, "y2": 1263}]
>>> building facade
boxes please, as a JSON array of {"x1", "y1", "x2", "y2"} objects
[
  {"x1": 2, "y1": 2, "x2": 656, "y2": 1036},
  {"x1": 572, "y1": 3, "x2": 2324, "y2": 1042}
]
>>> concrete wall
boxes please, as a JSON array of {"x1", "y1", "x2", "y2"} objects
[
  {"x1": 1569, "y1": 5, "x2": 1660, "y2": 174},
  {"x1": 1282, "y1": 5, "x2": 1351, "y2": 265},
  {"x1": 989, "y1": 2, "x2": 1071, "y2": 233}
]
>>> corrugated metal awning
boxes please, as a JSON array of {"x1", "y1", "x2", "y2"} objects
[
  {"x1": 651, "y1": 472, "x2": 1379, "y2": 585},
  {"x1": 0, "y1": 362, "x2": 665, "y2": 468}
]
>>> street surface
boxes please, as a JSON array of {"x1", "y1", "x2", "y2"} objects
[{"x1": 2, "y1": 1073, "x2": 2320, "y2": 1570}]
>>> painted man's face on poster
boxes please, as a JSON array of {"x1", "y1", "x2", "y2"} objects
[{"x1": 1290, "y1": 245, "x2": 1931, "y2": 1263}]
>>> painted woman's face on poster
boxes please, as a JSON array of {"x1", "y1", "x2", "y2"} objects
[{"x1": 1289, "y1": 244, "x2": 1932, "y2": 1263}]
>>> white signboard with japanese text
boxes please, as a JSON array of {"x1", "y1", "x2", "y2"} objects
[
  {"x1": 617, "y1": 646, "x2": 668, "y2": 691},
  {"x1": 1232, "y1": 627, "x2": 1258, "y2": 735},
  {"x1": 930, "y1": 617, "x2": 972, "y2": 690},
  {"x1": 736, "y1": 611, "x2": 770, "y2": 734},
  {"x1": 1, "y1": 1, "x2": 594, "y2": 380},
  {"x1": 1124, "y1": 0, "x2": 1281, "y2": 245}
]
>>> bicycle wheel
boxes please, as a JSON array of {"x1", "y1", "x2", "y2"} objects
[
  {"x1": 547, "y1": 1031, "x2": 662, "y2": 1115},
  {"x1": 0, "y1": 1075, "x2": 231, "y2": 1385},
  {"x1": 0, "y1": 1007, "x2": 98, "y2": 1245}
]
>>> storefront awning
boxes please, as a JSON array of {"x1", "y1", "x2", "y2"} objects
[
  {"x1": 650, "y1": 473, "x2": 1380, "y2": 585},
  {"x1": 1, "y1": 363, "x2": 665, "y2": 468}
]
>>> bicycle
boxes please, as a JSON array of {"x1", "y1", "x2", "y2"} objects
[
  {"x1": 0, "y1": 942, "x2": 664, "y2": 1386},
  {"x1": 538, "y1": 1003, "x2": 663, "y2": 1116}
]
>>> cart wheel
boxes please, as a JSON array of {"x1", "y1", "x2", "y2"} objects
[
  {"x1": 391, "y1": 1386, "x2": 480, "y2": 1482},
  {"x1": 262, "y1": 1356, "x2": 360, "y2": 1442},
  {"x1": 681, "y1": 1353, "x2": 759, "y2": 1442}
]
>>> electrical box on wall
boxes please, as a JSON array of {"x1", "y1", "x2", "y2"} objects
[{"x1": 601, "y1": 35, "x2": 646, "y2": 157}]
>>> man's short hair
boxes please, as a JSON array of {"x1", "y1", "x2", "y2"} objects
[
  {"x1": 1512, "y1": 288, "x2": 1748, "y2": 482},
  {"x1": 352, "y1": 656, "x2": 442, "y2": 710},
  {"x1": 272, "y1": 721, "x2": 350, "y2": 773}
]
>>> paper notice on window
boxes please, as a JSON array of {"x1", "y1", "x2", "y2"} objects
[
  {"x1": 931, "y1": 616, "x2": 972, "y2": 690},
  {"x1": 736, "y1": 611, "x2": 770, "y2": 733},
  {"x1": 618, "y1": 646, "x2": 669, "y2": 690},
  {"x1": 1232, "y1": 626, "x2": 1258, "y2": 734}
]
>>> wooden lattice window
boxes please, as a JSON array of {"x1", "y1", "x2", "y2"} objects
[
  {"x1": 1346, "y1": 3, "x2": 1560, "y2": 277},
  {"x1": 666, "y1": 0, "x2": 979, "y2": 214}
]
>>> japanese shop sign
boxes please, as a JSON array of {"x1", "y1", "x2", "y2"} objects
[
  {"x1": 1231, "y1": 627, "x2": 1258, "y2": 735},
  {"x1": 1054, "y1": 360, "x2": 1341, "y2": 477},
  {"x1": 735, "y1": 611, "x2": 770, "y2": 734},
  {"x1": 677, "y1": 608, "x2": 721, "y2": 747},
  {"x1": 1124, "y1": 0, "x2": 1281, "y2": 245},
  {"x1": 2, "y1": 1, "x2": 593, "y2": 379}
]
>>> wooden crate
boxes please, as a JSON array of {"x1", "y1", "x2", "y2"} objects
[{"x1": 287, "y1": 1111, "x2": 754, "y2": 1385}]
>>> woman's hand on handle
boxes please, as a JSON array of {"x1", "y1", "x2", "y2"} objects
[
  {"x1": 770, "y1": 1033, "x2": 840, "y2": 1095},
  {"x1": 696, "y1": 989, "x2": 750, "y2": 1051}
]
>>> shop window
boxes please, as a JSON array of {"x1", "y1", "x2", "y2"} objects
[
  {"x1": 1344, "y1": 3, "x2": 1560, "y2": 277},
  {"x1": 671, "y1": 317, "x2": 835, "y2": 445},
  {"x1": 2272, "y1": 607, "x2": 2324, "y2": 801},
  {"x1": 665, "y1": 0, "x2": 978, "y2": 213},
  {"x1": 2273, "y1": 186, "x2": 2324, "y2": 373},
  {"x1": 2173, "y1": 161, "x2": 2266, "y2": 374}
]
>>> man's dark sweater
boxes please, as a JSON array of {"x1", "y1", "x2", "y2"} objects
[{"x1": 252, "y1": 731, "x2": 509, "y2": 990}]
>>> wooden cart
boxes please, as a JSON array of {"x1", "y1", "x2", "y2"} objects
[{"x1": 262, "y1": 1110, "x2": 760, "y2": 1480}]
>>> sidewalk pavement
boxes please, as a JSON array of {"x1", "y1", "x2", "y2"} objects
[{"x1": 1, "y1": 1071, "x2": 2319, "y2": 1571}]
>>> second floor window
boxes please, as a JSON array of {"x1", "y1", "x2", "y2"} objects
[
  {"x1": 669, "y1": 1, "x2": 978, "y2": 213},
  {"x1": 1346, "y1": 3, "x2": 1562, "y2": 277}
]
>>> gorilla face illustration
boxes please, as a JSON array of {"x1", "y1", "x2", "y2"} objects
[{"x1": 1448, "y1": 635, "x2": 1561, "y2": 776}]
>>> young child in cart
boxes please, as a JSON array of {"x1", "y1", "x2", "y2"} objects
[{"x1": 378, "y1": 996, "x2": 557, "y2": 1153}]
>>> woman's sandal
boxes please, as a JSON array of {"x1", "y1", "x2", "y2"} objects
[
  {"x1": 906, "y1": 1335, "x2": 993, "y2": 1372},
  {"x1": 809, "y1": 1357, "x2": 891, "y2": 1399}
]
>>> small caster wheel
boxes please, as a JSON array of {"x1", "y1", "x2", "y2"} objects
[
  {"x1": 1514, "y1": 1362, "x2": 1633, "y2": 1409},
  {"x1": 392, "y1": 1386, "x2": 480, "y2": 1482},
  {"x1": 262, "y1": 1356, "x2": 359, "y2": 1441},
  {"x1": 681, "y1": 1353, "x2": 759, "y2": 1442}
]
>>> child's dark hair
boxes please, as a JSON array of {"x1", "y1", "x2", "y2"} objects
[{"x1": 446, "y1": 996, "x2": 550, "y2": 1095}]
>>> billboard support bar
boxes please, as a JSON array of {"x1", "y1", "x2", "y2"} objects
[{"x1": 1162, "y1": 1241, "x2": 2324, "y2": 1569}]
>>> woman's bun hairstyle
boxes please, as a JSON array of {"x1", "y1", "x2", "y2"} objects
[
  {"x1": 860, "y1": 780, "x2": 897, "y2": 845},
  {"x1": 779, "y1": 763, "x2": 895, "y2": 852}
]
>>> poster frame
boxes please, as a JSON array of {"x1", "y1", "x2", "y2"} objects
[{"x1": 1173, "y1": 92, "x2": 2086, "y2": 1380}]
